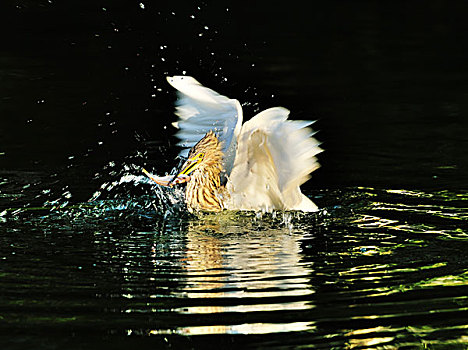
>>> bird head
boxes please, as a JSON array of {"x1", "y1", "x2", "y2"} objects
[
  {"x1": 169, "y1": 131, "x2": 223, "y2": 186},
  {"x1": 171, "y1": 151, "x2": 205, "y2": 183}
]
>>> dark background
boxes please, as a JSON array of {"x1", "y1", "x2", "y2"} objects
[{"x1": 1, "y1": 0, "x2": 468, "y2": 206}]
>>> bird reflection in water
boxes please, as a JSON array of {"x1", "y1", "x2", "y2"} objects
[{"x1": 173, "y1": 213, "x2": 316, "y2": 335}]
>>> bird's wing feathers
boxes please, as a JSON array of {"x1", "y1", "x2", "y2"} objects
[
  {"x1": 167, "y1": 76, "x2": 243, "y2": 178},
  {"x1": 227, "y1": 107, "x2": 322, "y2": 212}
]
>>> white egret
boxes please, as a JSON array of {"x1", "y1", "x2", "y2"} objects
[{"x1": 144, "y1": 76, "x2": 322, "y2": 213}]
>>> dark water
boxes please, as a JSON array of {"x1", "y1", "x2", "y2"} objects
[{"x1": 1, "y1": 1, "x2": 468, "y2": 349}]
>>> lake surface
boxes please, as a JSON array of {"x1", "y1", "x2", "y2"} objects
[{"x1": 1, "y1": 1, "x2": 468, "y2": 349}]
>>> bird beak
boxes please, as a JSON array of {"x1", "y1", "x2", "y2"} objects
[
  {"x1": 168, "y1": 153, "x2": 204, "y2": 185},
  {"x1": 142, "y1": 168, "x2": 190, "y2": 187}
]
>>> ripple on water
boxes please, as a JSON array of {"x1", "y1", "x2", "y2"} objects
[{"x1": 0, "y1": 187, "x2": 467, "y2": 348}]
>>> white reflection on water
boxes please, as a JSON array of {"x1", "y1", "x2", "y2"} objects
[
  {"x1": 346, "y1": 327, "x2": 395, "y2": 349},
  {"x1": 149, "y1": 321, "x2": 315, "y2": 335},
  {"x1": 175, "y1": 300, "x2": 312, "y2": 314},
  {"x1": 159, "y1": 213, "x2": 315, "y2": 335}
]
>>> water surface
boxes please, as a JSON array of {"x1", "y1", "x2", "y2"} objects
[{"x1": 1, "y1": 186, "x2": 467, "y2": 349}]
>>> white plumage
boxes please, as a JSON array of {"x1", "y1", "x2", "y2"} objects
[{"x1": 164, "y1": 76, "x2": 322, "y2": 212}]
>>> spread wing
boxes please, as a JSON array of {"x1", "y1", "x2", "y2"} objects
[
  {"x1": 166, "y1": 76, "x2": 243, "y2": 179},
  {"x1": 227, "y1": 107, "x2": 322, "y2": 212}
]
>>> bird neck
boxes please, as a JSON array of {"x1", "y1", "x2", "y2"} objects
[{"x1": 185, "y1": 151, "x2": 225, "y2": 212}]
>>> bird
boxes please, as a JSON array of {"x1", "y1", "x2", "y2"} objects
[{"x1": 143, "y1": 76, "x2": 322, "y2": 213}]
